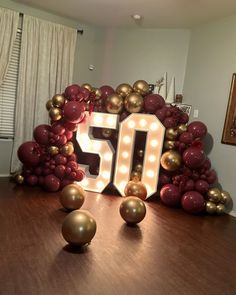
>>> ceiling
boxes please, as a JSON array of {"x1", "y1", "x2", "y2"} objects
[{"x1": 12, "y1": 0, "x2": 236, "y2": 28}]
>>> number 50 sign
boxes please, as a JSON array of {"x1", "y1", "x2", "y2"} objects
[{"x1": 76, "y1": 112, "x2": 165, "y2": 198}]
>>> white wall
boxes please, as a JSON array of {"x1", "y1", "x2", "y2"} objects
[
  {"x1": 100, "y1": 28, "x2": 191, "y2": 93},
  {"x1": 183, "y1": 14, "x2": 236, "y2": 211}
]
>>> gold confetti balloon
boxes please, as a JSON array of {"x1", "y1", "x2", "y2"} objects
[
  {"x1": 133, "y1": 80, "x2": 149, "y2": 96},
  {"x1": 106, "y1": 93, "x2": 123, "y2": 114},
  {"x1": 120, "y1": 196, "x2": 146, "y2": 224},
  {"x1": 52, "y1": 94, "x2": 65, "y2": 108},
  {"x1": 101, "y1": 128, "x2": 113, "y2": 138},
  {"x1": 46, "y1": 99, "x2": 54, "y2": 110},
  {"x1": 165, "y1": 128, "x2": 179, "y2": 140},
  {"x1": 60, "y1": 184, "x2": 85, "y2": 211},
  {"x1": 49, "y1": 107, "x2": 62, "y2": 121},
  {"x1": 116, "y1": 83, "x2": 133, "y2": 98},
  {"x1": 220, "y1": 190, "x2": 232, "y2": 205},
  {"x1": 62, "y1": 210, "x2": 97, "y2": 246},
  {"x1": 124, "y1": 92, "x2": 143, "y2": 113},
  {"x1": 48, "y1": 146, "x2": 59, "y2": 156},
  {"x1": 60, "y1": 142, "x2": 74, "y2": 156},
  {"x1": 164, "y1": 140, "x2": 176, "y2": 150},
  {"x1": 124, "y1": 181, "x2": 147, "y2": 200},
  {"x1": 207, "y1": 188, "x2": 221, "y2": 203},
  {"x1": 206, "y1": 201, "x2": 217, "y2": 214},
  {"x1": 160, "y1": 150, "x2": 182, "y2": 171},
  {"x1": 216, "y1": 204, "x2": 225, "y2": 215},
  {"x1": 81, "y1": 83, "x2": 92, "y2": 92},
  {"x1": 177, "y1": 124, "x2": 187, "y2": 135}
]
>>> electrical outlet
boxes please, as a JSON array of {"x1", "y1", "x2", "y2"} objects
[{"x1": 193, "y1": 109, "x2": 199, "y2": 118}]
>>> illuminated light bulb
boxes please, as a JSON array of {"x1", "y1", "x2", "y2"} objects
[
  {"x1": 150, "y1": 139, "x2": 159, "y2": 147},
  {"x1": 106, "y1": 116, "x2": 116, "y2": 126},
  {"x1": 93, "y1": 141, "x2": 102, "y2": 151},
  {"x1": 150, "y1": 123, "x2": 159, "y2": 131},
  {"x1": 94, "y1": 114, "x2": 103, "y2": 125},
  {"x1": 148, "y1": 154, "x2": 156, "y2": 162},
  {"x1": 122, "y1": 151, "x2": 129, "y2": 159},
  {"x1": 104, "y1": 152, "x2": 112, "y2": 161},
  {"x1": 123, "y1": 136, "x2": 131, "y2": 144},
  {"x1": 146, "y1": 170, "x2": 155, "y2": 178},
  {"x1": 96, "y1": 180, "x2": 104, "y2": 189},
  {"x1": 102, "y1": 171, "x2": 110, "y2": 179},
  {"x1": 139, "y1": 119, "x2": 147, "y2": 127},
  {"x1": 119, "y1": 165, "x2": 128, "y2": 174},
  {"x1": 128, "y1": 120, "x2": 135, "y2": 128}
]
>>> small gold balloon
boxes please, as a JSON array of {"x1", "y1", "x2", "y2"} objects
[
  {"x1": 207, "y1": 188, "x2": 221, "y2": 203},
  {"x1": 124, "y1": 92, "x2": 143, "y2": 113},
  {"x1": 206, "y1": 201, "x2": 217, "y2": 214},
  {"x1": 120, "y1": 196, "x2": 146, "y2": 224},
  {"x1": 49, "y1": 107, "x2": 62, "y2": 121},
  {"x1": 134, "y1": 163, "x2": 143, "y2": 173},
  {"x1": 216, "y1": 204, "x2": 226, "y2": 215},
  {"x1": 106, "y1": 93, "x2": 123, "y2": 114},
  {"x1": 116, "y1": 83, "x2": 133, "y2": 98},
  {"x1": 46, "y1": 99, "x2": 54, "y2": 110},
  {"x1": 164, "y1": 140, "x2": 176, "y2": 150},
  {"x1": 81, "y1": 83, "x2": 92, "y2": 91},
  {"x1": 15, "y1": 174, "x2": 24, "y2": 184},
  {"x1": 62, "y1": 210, "x2": 97, "y2": 246},
  {"x1": 101, "y1": 128, "x2": 113, "y2": 138},
  {"x1": 177, "y1": 124, "x2": 187, "y2": 134},
  {"x1": 60, "y1": 184, "x2": 85, "y2": 211},
  {"x1": 52, "y1": 94, "x2": 65, "y2": 108},
  {"x1": 137, "y1": 149, "x2": 144, "y2": 158},
  {"x1": 133, "y1": 80, "x2": 149, "y2": 96},
  {"x1": 165, "y1": 128, "x2": 179, "y2": 140},
  {"x1": 160, "y1": 150, "x2": 182, "y2": 171},
  {"x1": 220, "y1": 190, "x2": 232, "y2": 205},
  {"x1": 130, "y1": 171, "x2": 142, "y2": 181},
  {"x1": 92, "y1": 88, "x2": 102, "y2": 100},
  {"x1": 48, "y1": 145, "x2": 59, "y2": 156},
  {"x1": 124, "y1": 181, "x2": 147, "y2": 200},
  {"x1": 60, "y1": 142, "x2": 74, "y2": 156}
]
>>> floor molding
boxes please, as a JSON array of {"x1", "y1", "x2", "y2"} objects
[
  {"x1": 229, "y1": 211, "x2": 236, "y2": 218},
  {"x1": 0, "y1": 174, "x2": 10, "y2": 177}
]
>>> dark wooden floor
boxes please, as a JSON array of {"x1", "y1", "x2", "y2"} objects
[{"x1": 0, "y1": 177, "x2": 236, "y2": 295}]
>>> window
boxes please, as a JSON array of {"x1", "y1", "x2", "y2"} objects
[{"x1": 0, "y1": 28, "x2": 21, "y2": 138}]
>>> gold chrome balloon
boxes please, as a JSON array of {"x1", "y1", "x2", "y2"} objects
[
  {"x1": 165, "y1": 128, "x2": 179, "y2": 140},
  {"x1": 116, "y1": 83, "x2": 133, "y2": 98},
  {"x1": 15, "y1": 174, "x2": 24, "y2": 184},
  {"x1": 48, "y1": 145, "x2": 59, "y2": 156},
  {"x1": 216, "y1": 204, "x2": 225, "y2": 215},
  {"x1": 92, "y1": 88, "x2": 102, "y2": 100},
  {"x1": 101, "y1": 128, "x2": 113, "y2": 138},
  {"x1": 46, "y1": 99, "x2": 54, "y2": 110},
  {"x1": 62, "y1": 210, "x2": 97, "y2": 246},
  {"x1": 124, "y1": 92, "x2": 143, "y2": 113},
  {"x1": 137, "y1": 149, "x2": 144, "y2": 158},
  {"x1": 177, "y1": 124, "x2": 187, "y2": 134},
  {"x1": 120, "y1": 196, "x2": 146, "y2": 224},
  {"x1": 49, "y1": 107, "x2": 62, "y2": 121},
  {"x1": 220, "y1": 190, "x2": 232, "y2": 205},
  {"x1": 206, "y1": 201, "x2": 217, "y2": 214},
  {"x1": 52, "y1": 94, "x2": 65, "y2": 108},
  {"x1": 133, "y1": 80, "x2": 149, "y2": 96},
  {"x1": 164, "y1": 140, "x2": 176, "y2": 150},
  {"x1": 60, "y1": 142, "x2": 74, "y2": 156},
  {"x1": 134, "y1": 163, "x2": 143, "y2": 173},
  {"x1": 130, "y1": 171, "x2": 142, "y2": 181},
  {"x1": 81, "y1": 83, "x2": 92, "y2": 91},
  {"x1": 60, "y1": 184, "x2": 85, "y2": 211},
  {"x1": 106, "y1": 93, "x2": 123, "y2": 114},
  {"x1": 207, "y1": 188, "x2": 221, "y2": 203},
  {"x1": 160, "y1": 150, "x2": 182, "y2": 171},
  {"x1": 124, "y1": 181, "x2": 147, "y2": 200}
]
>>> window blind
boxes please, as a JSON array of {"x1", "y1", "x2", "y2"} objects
[{"x1": 0, "y1": 28, "x2": 21, "y2": 139}]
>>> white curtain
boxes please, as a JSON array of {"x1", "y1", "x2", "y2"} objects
[
  {"x1": 0, "y1": 8, "x2": 19, "y2": 86},
  {"x1": 11, "y1": 15, "x2": 77, "y2": 172}
]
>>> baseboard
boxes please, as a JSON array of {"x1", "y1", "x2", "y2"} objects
[
  {"x1": 0, "y1": 174, "x2": 10, "y2": 177},
  {"x1": 229, "y1": 211, "x2": 236, "y2": 218}
]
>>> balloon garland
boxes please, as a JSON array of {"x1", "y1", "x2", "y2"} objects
[{"x1": 15, "y1": 80, "x2": 232, "y2": 215}]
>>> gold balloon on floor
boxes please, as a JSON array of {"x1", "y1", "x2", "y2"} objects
[
  {"x1": 130, "y1": 171, "x2": 141, "y2": 181},
  {"x1": 206, "y1": 201, "x2": 217, "y2": 214},
  {"x1": 216, "y1": 204, "x2": 225, "y2": 215},
  {"x1": 46, "y1": 99, "x2": 54, "y2": 110},
  {"x1": 164, "y1": 140, "x2": 176, "y2": 150},
  {"x1": 177, "y1": 124, "x2": 187, "y2": 134},
  {"x1": 220, "y1": 190, "x2": 232, "y2": 205},
  {"x1": 134, "y1": 163, "x2": 143, "y2": 173},
  {"x1": 116, "y1": 83, "x2": 133, "y2": 98},
  {"x1": 49, "y1": 107, "x2": 62, "y2": 121},
  {"x1": 60, "y1": 184, "x2": 85, "y2": 211},
  {"x1": 60, "y1": 142, "x2": 74, "y2": 156},
  {"x1": 133, "y1": 80, "x2": 149, "y2": 96},
  {"x1": 81, "y1": 83, "x2": 92, "y2": 91},
  {"x1": 52, "y1": 94, "x2": 65, "y2": 108},
  {"x1": 48, "y1": 145, "x2": 59, "y2": 156},
  {"x1": 120, "y1": 196, "x2": 146, "y2": 224},
  {"x1": 15, "y1": 174, "x2": 24, "y2": 184},
  {"x1": 124, "y1": 181, "x2": 147, "y2": 200},
  {"x1": 101, "y1": 128, "x2": 113, "y2": 138},
  {"x1": 106, "y1": 93, "x2": 123, "y2": 114},
  {"x1": 62, "y1": 210, "x2": 97, "y2": 246},
  {"x1": 207, "y1": 188, "x2": 221, "y2": 203},
  {"x1": 124, "y1": 92, "x2": 143, "y2": 113},
  {"x1": 160, "y1": 150, "x2": 182, "y2": 171},
  {"x1": 165, "y1": 128, "x2": 178, "y2": 140}
]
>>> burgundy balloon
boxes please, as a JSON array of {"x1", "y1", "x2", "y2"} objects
[
  {"x1": 34, "y1": 166, "x2": 43, "y2": 176},
  {"x1": 159, "y1": 173, "x2": 171, "y2": 185},
  {"x1": 67, "y1": 161, "x2": 78, "y2": 171},
  {"x1": 54, "y1": 165, "x2": 66, "y2": 179},
  {"x1": 181, "y1": 191, "x2": 205, "y2": 214},
  {"x1": 63, "y1": 120, "x2": 78, "y2": 132},
  {"x1": 33, "y1": 125, "x2": 51, "y2": 145},
  {"x1": 55, "y1": 135, "x2": 67, "y2": 146},
  {"x1": 75, "y1": 170, "x2": 85, "y2": 181},
  {"x1": 163, "y1": 117, "x2": 178, "y2": 128},
  {"x1": 38, "y1": 176, "x2": 44, "y2": 186},
  {"x1": 207, "y1": 169, "x2": 217, "y2": 184},
  {"x1": 119, "y1": 111, "x2": 130, "y2": 122},
  {"x1": 184, "y1": 179, "x2": 195, "y2": 192},
  {"x1": 155, "y1": 108, "x2": 166, "y2": 122},
  {"x1": 18, "y1": 141, "x2": 41, "y2": 167},
  {"x1": 63, "y1": 101, "x2": 86, "y2": 123},
  {"x1": 179, "y1": 112, "x2": 189, "y2": 124},
  {"x1": 179, "y1": 132, "x2": 194, "y2": 145},
  {"x1": 54, "y1": 154, "x2": 67, "y2": 165},
  {"x1": 187, "y1": 121, "x2": 207, "y2": 139},
  {"x1": 60, "y1": 179, "x2": 73, "y2": 189},
  {"x1": 203, "y1": 158, "x2": 211, "y2": 170},
  {"x1": 144, "y1": 94, "x2": 165, "y2": 113},
  {"x1": 44, "y1": 174, "x2": 60, "y2": 191},
  {"x1": 64, "y1": 84, "x2": 81, "y2": 99},
  {"x1": 160, "y1": 184, "x2": 181, "y2": 207},
  {"x1": 183, "y1": 147, "x2": 206, "y2": 169},
  {"x1": 64, "y1": 130, "x2": 73, "y2": 140},
  {"x1": 99, "y1": 85, "x2": 115, "y2": 101},
  {"x1": 26, "y1": 175, "x2": 38, "y2": 186},
  {"x1": 67, "y1": 153, "x2": 78, "y2": 162},
  {"x1": 80, "y1": 87, "x2": 90, "y2": 101},
  {"x1": 51, "y1": 122, "x2": 65, "y2": 135},
  {"x1": 195, "y1": 180, "x2": 209, "y2": 194}
]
